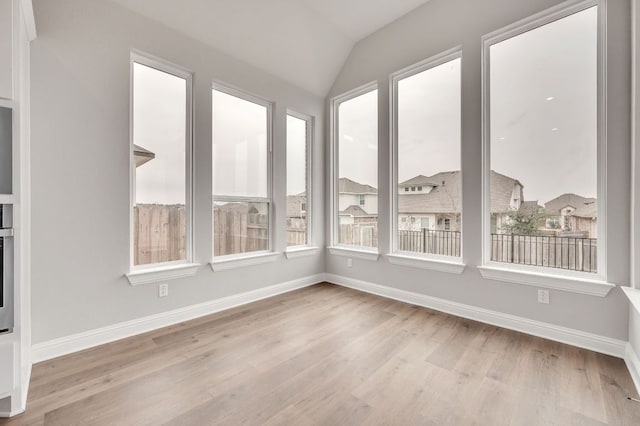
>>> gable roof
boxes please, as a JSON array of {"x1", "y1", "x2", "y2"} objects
[
  {"x1": 491, "y1": 171, "x2": 523, "y2": 213},
  {"x1": 339, "y1": 178, "x2": 377, "y2": 194},
  {"x1": 399, "y1": 175, "x2": 438, "y2": 187},
  {"x1": 398, "y1": 170, "x2": 522, "y2": 214},
  {"x1": 545, "y1": 193, "x2": 596, "y2": 215},
  {"x1": 570, "y1": 200, "x2": 597, "y2": 218},
  {"x1": 340, "y1": 205, "x2": 375, "y2": 217},
  {"x1": 519, "y1": 201, "x2": 543, "y2": 213}
]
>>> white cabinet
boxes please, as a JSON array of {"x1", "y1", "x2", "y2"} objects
[
  {"x1": 0, "y1": 342, "x2": 14, "y2": 398},
  {"x1": 0, "y1": 0, "x2": 12, "y2": 100}
]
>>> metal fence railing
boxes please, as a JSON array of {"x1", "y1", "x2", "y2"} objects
[{"x1": 490, "y1": 234, "x2": 597, "y2": 273}]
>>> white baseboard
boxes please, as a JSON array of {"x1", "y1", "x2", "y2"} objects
[
  {"x1": 325, "y1": 274, "x2": 627, "y2": 358},
  {"x1": 625, "y1": 343, "x2": 640, "y2": 396},
  {"x1": 32, "y1": 274, "x2": 325, "y2": 364}
]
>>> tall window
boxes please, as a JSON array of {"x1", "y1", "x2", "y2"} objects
[
  {"x1": 131, "y1": 55, "x2": 192, "y2": 267},
  {"x1": 332, "y1": 86, "x2": 378, "y2": 249},
  {"x1": 485, "y1": 4, "x2": 601, "y2": 275},
  {"x1": 212, "y1": 86, "x2": 272, "y2": 257},
  {"x1": 286, "y1": 112, "x2": 311, "y2": 248},
  {"x1": 392, "y1": 50, "x2": 462, "y2": 259}
]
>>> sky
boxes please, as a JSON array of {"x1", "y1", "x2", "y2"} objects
[
  {"x1": 490, "y1": 6, "x2": 597, "y2": 204},
  {"x1": 286, "y1": 115, "x2": 307, "y2": 195},
  {"x1": 133, "y1": 63, "x2": 186, "y2": 205},
  {"x1": 338, "y1": 89, "x2": 378, "y2": 188},
  {"x1": 212, "y1": 90, "x2": 267, "y2": 198},
  {"x1": 135, "y1": 6, "x2": 597, "y2": 208}
]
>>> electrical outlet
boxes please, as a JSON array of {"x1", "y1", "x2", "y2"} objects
[
  {"x1": 347, "y1": 258, "x2": 353, "y2": 268},
  {"x1": 159, "y1": 283, "x2": 169, "y2": 298},
  {"x1": 537, "y1": 289, "x2": 549, "y2": 304}
]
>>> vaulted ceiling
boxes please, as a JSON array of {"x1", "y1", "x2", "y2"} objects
[{"x1": 109, "y1": 0, "x2": 431, "y2": 96}]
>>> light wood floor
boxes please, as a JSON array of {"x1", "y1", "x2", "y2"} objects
[{"x1": 2, "y1": 283, "x2": 640, "y2": 425}]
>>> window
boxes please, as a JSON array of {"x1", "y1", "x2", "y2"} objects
[
  {"x1": 131, "y1": 55, "x2": 192, "y2": 268},
  {"x1": 212, "y1": 86, "x2": 272, "y2": 257},
  {"x1": 286, "y1": 112, "x2": 312, "y2": 248},
  {"x1": 391, "y1": 49, "x2": 461, "y2": 259},
  {"x1": 332, "y1": 85, "x2": 378, "y2": 249},
  {"x1": 484, "y1": 3, "x2": 601, "y2": 276}
]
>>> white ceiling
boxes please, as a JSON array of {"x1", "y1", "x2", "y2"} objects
[{"x1": 109, "y1": 0, "x2": 431, "y2": 96}]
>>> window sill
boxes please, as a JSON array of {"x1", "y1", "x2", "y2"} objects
[
  {"x1": 210, "y1": 252, "x2": 281, "y2": 272},
  {"x1": 477, "y1": 265, "x2": 615, "y2": 297},
  {"x1": 386, "y1": 254, "x2": 465, "y2": 274},
  {"x1": 285, "y1": 246, "x2": 320, "y2": 259},
  {"x1": 622, "y1": 287, "x2": 640, "y2": 314},
  {"x1": 126, "y1": 263, "x2": 200, "y2": 286},
  {"x1": 328, "y1": 246, "x2": 380, "y2": 261}
]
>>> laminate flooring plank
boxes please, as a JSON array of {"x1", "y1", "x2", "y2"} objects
[{"x1": 1, "y1": 283, "x2": 639, "y2": 426}]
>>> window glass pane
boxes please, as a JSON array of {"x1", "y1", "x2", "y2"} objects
[
  {"x1": 212, "y1": 90, "x2": 268, "y2": 198},
  {"x1": 337, "y1": 89, "x2": 378, "y2": 249},
  {"x1": 397, "y1": 57, "x2": 461, "y2": 257},
  {"x1": 286, "y1": 114, "x2": 308, "y2": 247},
  {"x1": 489, "y1": 7, "x2": 598, "y2": 273},
  {"x1": 213, "y1": 201, "x2": 269, "y2": 256},
  {"x1": 133, "y1": 62, "x2": 187, "y2": 266}
]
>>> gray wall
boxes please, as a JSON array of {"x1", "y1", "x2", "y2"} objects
[
  {"x1": 30, "y1": 0, "x2": 325, "y2": 344},
  {"x1": 326, "y1": 0, "x2": 631, "y2": 340}
]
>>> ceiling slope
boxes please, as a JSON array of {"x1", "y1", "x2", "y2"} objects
[{"x1": 108, "y1": 0, "x2": 430, "y2": 96}]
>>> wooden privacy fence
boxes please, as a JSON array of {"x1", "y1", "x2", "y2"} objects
[
  {"x1": 398, "y1": 229, "x2": 461, "y2": 257},
  {"x1": 134, "y1": 204, "x2": 186, "y2": 265},
  {"x1": 135, "y1": 205, "x2": 308, "y2": 260},
  {"x1": 214, "y1": 209, "x2": 268, "y2": 256},
  {"x1": 490, "y1": 234, "x2": 597, "y2": 273},
  {"x1": 287, "y1": 218, "x2": 307, "y2": 246},
  {"x1": 339, "y1": 223, "x2": 378, "y2": 248}
]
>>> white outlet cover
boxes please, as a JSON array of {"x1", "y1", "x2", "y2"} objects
[
  {"x1": 537, "y1": 289, "x2": 549, "y2": 304},
  {"x1": 159, "y1": 283, "x2": 169, "y2": 298}
]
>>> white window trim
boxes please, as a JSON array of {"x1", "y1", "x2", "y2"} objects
[
  {"x1": 329, "y1": 81, "x2": 379, "y2": 254},
  {"x1": 328, "y1": 246, "x2": 380, "y2": 261},
  {"x1": 478, "y1": 265, "x2": 614, "y2": 297},
  {"x1": 211, "y1": 81, "x2": 275, "y2": 260},
  {"x1": 126, "y1": 262, "x2": 200, "y2": 286},
  {"x1": 210, "y1": 251, "x2": 281, "y2": 271},
  {"x1": 128, "y1": 51, "x2": 195, "y2": 281},
  {"x1": 285, "y1": 109, "x2": 314, "y2": 251},
  {"x1": 480, "y1": 0, "x2": 609, "y2": 290},
  {"x1": 386, "y1": 253, "x2": 465, "y2": 274},
  {"x1": 284, "y1": 246, "x2": 320, "y2": 259},
  {"x1": 389, "y1": 46, "x2": 463, "y2": 266}
]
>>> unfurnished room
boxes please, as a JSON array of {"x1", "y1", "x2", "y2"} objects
[{"x1": 2, "y1": 0, "x2": 640, "y2": 424}]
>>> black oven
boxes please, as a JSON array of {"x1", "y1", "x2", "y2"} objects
[{"x1": 0, "y1": 204, "x2": 13, "y2": 334}]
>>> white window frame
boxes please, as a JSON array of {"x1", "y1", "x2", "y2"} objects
[
  {"x1": 210, "y1": 81, "x2": 276, "y2": 267},
  {"x1": 387, "y1": 47, "x2": 465, "y2": 274},
  {"x1": 285, "y1": 109, "x2": 315, "y2": 253},
  {"x1": 329, "y1": 81, "x2": 379, "y2": 260},
  {"x1": 126, "y1": 51, "x2": 197, "y2": 285},
  {"x1": 479, "y1": 0, "x2": 613, "y2": 296}
]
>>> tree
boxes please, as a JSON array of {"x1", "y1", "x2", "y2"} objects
[{"x1": 500, "y1": 207, "x2": 547, "y2": 236}]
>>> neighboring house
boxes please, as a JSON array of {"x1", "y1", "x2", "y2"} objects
[
  {"x1": 397, "y1": 170, "x2": 523, "y2": 233},
  {"x1": 338, "y1": 177, "x2": 378, "y2": 224},
  {"x1": 544, "y1": 193, "x2": 597, "y2": 238},
  {"x1": 339, "y1": 205, "x2": 378, "y2": 225},
  {"x1": 286, "y1": 193, "x2": 307, "y2": 219},
  {"x1": 398, "y1": 171, "x2": 461, "y2": 232}
]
